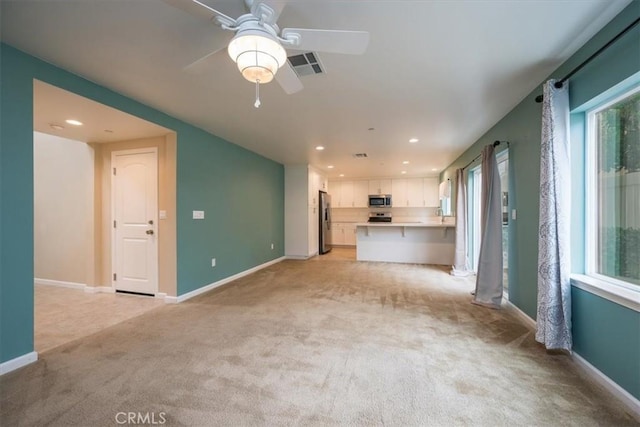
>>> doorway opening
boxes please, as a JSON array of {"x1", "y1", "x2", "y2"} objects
[{"x1": 33, "y1": 80, "x2": 175, "y2": 353}]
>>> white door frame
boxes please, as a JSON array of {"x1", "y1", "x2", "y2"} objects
[{"x1": 111, "y1": 147, "x2": 158, "y2": 294}]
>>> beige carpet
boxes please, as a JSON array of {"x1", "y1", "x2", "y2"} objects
[
  {"x1": 2, "y1": 251, "x2": 637, "y2": 426},
  {"x1": 34, "y1": 284, "x2": 165, "y2": 353}
]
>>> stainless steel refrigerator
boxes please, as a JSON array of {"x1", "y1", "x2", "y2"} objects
[{"x1": 319, "y1": 191, "x2": 332, "y2": 254}]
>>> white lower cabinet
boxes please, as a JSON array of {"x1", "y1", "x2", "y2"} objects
[
  {"x1": 344, "y1": 223, "x2": 356, "y2": 245},
  {"x1": 331, "y1": 223, "x2": 344, "y2": 245},
  {"x1": 331, "y1": 222, "x2": 356, "y2": 246}
]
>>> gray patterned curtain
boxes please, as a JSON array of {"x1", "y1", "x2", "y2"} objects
[
  {"x1": 536, "y1": 79, "x2": 572, "y2": 351},
  {"x1": 472, "y1": 144, "x2": 503, "y2": 309}
]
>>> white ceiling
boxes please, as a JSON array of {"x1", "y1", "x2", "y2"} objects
[
  {"x1": 1, "y1": 0, "x2": 631, "y2": 179},
  {"x1": 34, "y1": 80, "x2": 171, "y2": 143}
]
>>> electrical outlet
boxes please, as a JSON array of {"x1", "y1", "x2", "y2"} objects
[
  {"x1": 271, "y1": 243, "x2": 274, "y2": 250},
  {"x1": 193, "y1": 210, "x2": 205, "y2": 220},
  {"x1": 211, "y1": 258, "x2": 216, "y2": 267}
]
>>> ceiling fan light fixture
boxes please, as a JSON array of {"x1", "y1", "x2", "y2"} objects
[{"x1": 228, "y1": 31, "x2": 286, "y2": 84}]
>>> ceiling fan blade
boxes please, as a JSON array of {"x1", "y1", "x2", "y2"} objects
[
  {"x1": 281, "y1": 29, "x2": 370, "y2": 55},
  {"x1": 183, "y1": 43, "x2": 229, "y2": 74},
  {"x1": 249, "y1": 0, "x2": 285, "y2": 25},
  {"x1": 275, "y1": 62, "x2": 303, "y2": 94},
  {"x1": 163, "y1": 0, "x2": 235, "y2": 25}
]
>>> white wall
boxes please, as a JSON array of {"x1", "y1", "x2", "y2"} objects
[{"x1": 34, "y1": 132, "x2": 94, "y2": 285}]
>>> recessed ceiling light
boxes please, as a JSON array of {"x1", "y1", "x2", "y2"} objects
[
  {"x1": 339, "y1": 174, "x2": 345, "y2": 177},
  {"x1": 409, "y1": 138, "x2": 419, "y2": 143},
  {"x1": 401, "y1": 171, "x2": 407, "y2": 174},
  {"x1": 431, "y1": 168, "x2": 438, "y2": 171},
  {"x1": 49, "y1": 124, "x2": 65, "y2": 131},
  {"x1": 402, "y1": 160, "x2": 410, "y2": 165},
  {"x1": 328, "y1": 165, "x2": 334, "y2": 169},
  {"x1": 65, "y1": 119, "x2": 83, "y2": 126},
  {"x1": 315, "y1": 145, "x2": 325, "y2": 151}
]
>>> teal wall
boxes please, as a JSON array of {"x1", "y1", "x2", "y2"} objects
[
  {"x1": 0, "y1": 44, "x2": 284, "y2": 363},
  {"x1": 176, "y1": 125, "x2": 284, "y2": 294},
  {"x1": 442, "y1": 3, "x2": 639, "y2": 399}
]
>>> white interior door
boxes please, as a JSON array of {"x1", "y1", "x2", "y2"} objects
[{"x1": 112, "y1": 148, "x2": 158, "y2": 295}]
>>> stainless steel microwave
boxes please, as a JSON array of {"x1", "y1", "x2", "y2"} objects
[{"x1": 368, "y1": 194, "x2": 392, "y2": 208}]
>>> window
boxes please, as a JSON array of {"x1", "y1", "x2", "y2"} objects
[{"x1": 586, "y1": 85, "x2": 640, "y2": 289}]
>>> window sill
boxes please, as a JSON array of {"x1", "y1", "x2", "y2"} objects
[{"x1": 571, "y1": 274, "x2": 640, "y2": 312}]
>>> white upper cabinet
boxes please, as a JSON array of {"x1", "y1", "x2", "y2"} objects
[
  {"x1": 393, "y1": 177, "x2": 436, "y2": 207},
  {"x1": 423, "y1": 177, "x2": 440, "y2": 207},
  {"x1": 328, "y1": 180, "x2": 339, "y2": 203},
  {"x1": 308, "y1": 169, "x2": 318, "y2": 206},
  {"x1": 392, "y1": 179, "x2": 408, "y2": 207},
  {"x1": 309, "y1": 169, "x2": 328, "y2": 206},
  {"x1": 407, "y1": 178, "x2": 424, "y2": 207},
  {"x1": 329, "y1": 177, "x2": 436, "y2": 208},
  {"x1": 353, "y1": 180, "x2": 369, "y2": 207},
  {"x1": 329, "y1": 180, "x2": 367, "y2": 208},
  {"x1": 369, "y1": 179, "x2": 392, "y2": 195},
  {"x1": 339, "y1": 181, "x2": 354, "y2": 208}
]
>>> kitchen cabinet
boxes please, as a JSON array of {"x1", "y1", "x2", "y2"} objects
[
  {"x1": 331, "y1": 222, "x2": 356, "y2": 246},
  {"x1": 369, "y1": 179, "x2": 392, "y2": 195},
  {"x1": 328, "y1": 180, "x2": 340, "y2": 203},
  {"x1": 330, "y1": 176, "x2": 438, "y2": 208},
  {"x1": 407, "y1": 178, "x2": 424, "y2": 207},
  {"x1": 331, "y1": 223, "x2": 344, "y2": 245},
  {"x1": 392, "y1": 179, "x2": 408, "y2": 207},
  {"x1": 344, "y1": 223, "x2": 357, "y2": 245},
  {"x1": 329, "y1": 180, "x2": 367, "y2": 208},
  {"x1": 423, "y1": 177, "x2": 440, "y2": 207},
  {"x1": 353, "y1": 180, "x2": 369, "y2": 207},
  {"x1": 339, "y1": 181, "x2": 354, "y2": 207},
  {"x1": 308, "y1": 205, "x2": 318, "y2": 255},
  {"x1": 393, "y1": 177, "x2": 437, "y2": 207}
]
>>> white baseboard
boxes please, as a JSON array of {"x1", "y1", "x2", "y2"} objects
[
  {"x1": 503, "y1": 299, "x2": 639, "y2": 420},
  {"x1": 34, "y1": 278, "x2": 85, "y2": 290},
  {"x1": 572, "y1": 352, "x2": 640, "y2": 420},
  {"x1": 84, "y1": 286, "x2": 115, "y2": 294},
  {"x1": 34, "y1": 279, "x2": 118, "y2": 295},
  {"x1": 168, "y1": 256, "x2": 285, "y2": 304},
  {"x1": 503, "y1": 299, "x2": 536, "y2": 330},
  {"x1": 0, "y1": 351, "x2": 38, "y2": 375},
  {"x1": 285, "y1": 255, "x2": 312, "y2": 260}
]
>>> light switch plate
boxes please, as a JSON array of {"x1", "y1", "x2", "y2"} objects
[
  {"x1": 193, "y1": 210, "x2": 205, "y2": 220},
  {"x1": 511, "y1": 209, "x2": 517, "y2": 220},
  {"x1": 159, "y1": 210, "x2": 167, "y2": 220}
]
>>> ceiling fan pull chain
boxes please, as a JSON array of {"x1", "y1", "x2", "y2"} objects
[{"x1": 254, "y1": 80, "x2": 261, "y2": 108}]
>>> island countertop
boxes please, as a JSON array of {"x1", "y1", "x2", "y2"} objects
[
  {"x1": 355, "y1": 221, "x2": 455, "y2": 228},
  {"x1": 355, "y1": 221, "x2": 455, "y2": 265}
]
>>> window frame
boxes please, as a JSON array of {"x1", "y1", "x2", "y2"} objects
[{"x1": 580, "y1": 84, "x2": 640, "y2": 311}]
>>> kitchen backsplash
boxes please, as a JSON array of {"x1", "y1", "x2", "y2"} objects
[{"x1": 331, "y1": 207, "x2": 450, "y2": 223}]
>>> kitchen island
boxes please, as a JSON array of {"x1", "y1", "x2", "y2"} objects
[{"x1": 355, "y1": 222, "x2": 455, "y2": 265}]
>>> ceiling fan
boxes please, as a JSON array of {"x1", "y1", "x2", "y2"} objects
[{"x1": 164, "y1": 0, "x2": 370, "y2": 107}]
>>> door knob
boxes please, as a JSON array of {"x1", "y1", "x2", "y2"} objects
[{"x1": 146, "y1": 230, "x2": 154, "y2": 235}]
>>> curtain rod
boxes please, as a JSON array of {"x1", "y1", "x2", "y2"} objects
[
  {"x1": 461, "y1": 140, "x2": 509, "y2": 170},
  {"x1": 535, "y1": 16, "x2": 640, "y2": 103}
]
